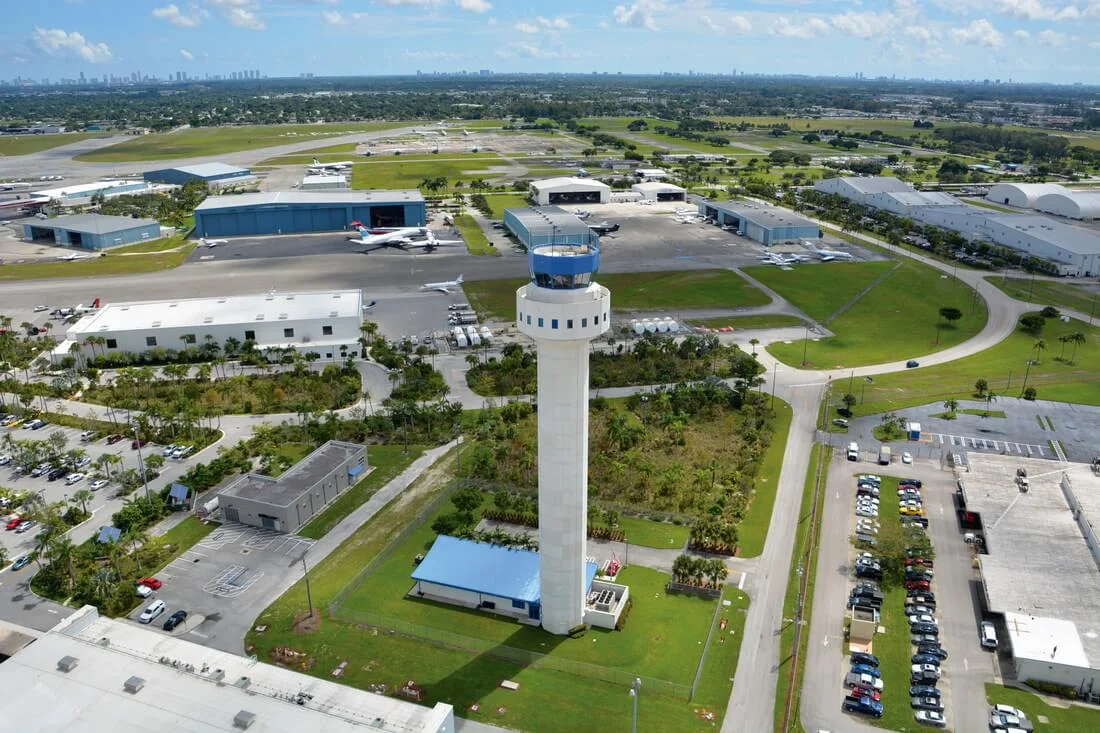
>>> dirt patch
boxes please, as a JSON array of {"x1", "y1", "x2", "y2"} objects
[
  {"x1": 271, "y1": 645, "x2": 315, "y2": 671},
  {"x1": 392, "y1": 449, "x2": 457, "y2": 513},
  {"x1": 292, "y1": 608, "x2": 322, "y2": 634}
]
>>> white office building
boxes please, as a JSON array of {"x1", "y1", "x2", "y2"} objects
[
  {"x1": 54, "y1": 290, "x2": 363, "y2": 363},
  {"x1": 516, "y1": 243, "x2": 612, "y2": 634},
  {"x1": 0, "y1": 606, "x2": 454, "y2": 733}
]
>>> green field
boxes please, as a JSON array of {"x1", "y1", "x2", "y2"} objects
[
  {"x1": 262, "y1": 150, "x2": 500, "y2": 166},
  {"x1": 481, "y1": 192, "x2": 529, "y2": 218},
  {"x1": 0, "y1": 245, "x2": 195, "y2": 281},
  {"x1": 985, "y1": 683, "x2": 1100, "y2": 732},
  {"x1": 989, "y1": 275, "x2": 1100, "y2": 316},
  {"x1": 690, "y1": 314, "x2": 806, "y2": 330},
  {"x1": 247, "y1": 464, "x2": 749, "y2": 732},
  {"x1": 110, "y1": 234, "x2": 190, "y2": 254},
  {"x1": 0, "y1": 131, "x2": 111, "y2": 156},
  {"x1": 74, "y1": 121, "x2": 407, "y2": 162},
  {"x1": 452, "y1": 214, "x2": 499, "y2": 256},
  {"x1": 351, "y1": 156, "x2": 504, "y2": 190},
  {"x1": 761, "y1": 261, "x2": 988, "y2": 369},
  {"x1": 859, "y1": 313, "x2": 1100, "y2": 413},
  {"x1": 617, "y1": 515, "x2": 690, "y2": 549},
  {"x1": 465, "y1": 269, "x2": 770, "y2": 320},
  {"x1": 740, "y1": 398, "x2": 793, "y2": 557},
  {"x1": 744, "y1": 261, "x2": 897, "y2": 323},
  {"x1": 298, "y1": 445, "x2": 425, "y2": 539}
]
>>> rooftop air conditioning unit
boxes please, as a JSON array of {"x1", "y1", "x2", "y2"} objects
[
  {"x1": 234, "y1": 710, "x2": 256, "y2": 729},
  {"x1": 57, "y1": 656, "x2": 79, "y2": 672},
  {"x1": 123, "y1": 676, "x2": 145, "y2": 693}
]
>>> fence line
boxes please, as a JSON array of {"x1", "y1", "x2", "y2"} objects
[
  {"x1": 689, "y1": 585, "x2": 727, "y2": 701},
  {"x1": 328, "y1": 605, "x2": 692, "y2": 700}
]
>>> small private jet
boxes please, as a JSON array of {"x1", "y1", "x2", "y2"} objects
[
  {"x1": 761, "y1": 252, "x2": 807, "y2": 266},
  {"x1": 805, "y1": 241, "x2": 855, "y2": 262},
  {"x1": 420, "y1": 275, "x2": 464, "y2": 293},
  {"x1": 201, "y1": 238, "x2": 228, "y2": 248},
  {"x1": 347, "y1": 226, "x2": 462, "y2": 252},
  {"x1": 56, "y1": 252, "x2": 95, "y2": 261},
  {"x1": 309, "y1": 158, "x2": 353, "y2": 172},
  {"x1": 588, "y1": 221, "x2": 620, "y2": 235}
]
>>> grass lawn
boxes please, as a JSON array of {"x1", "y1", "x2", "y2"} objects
[
  {"x1": 248, "y1": 464, "x2": 744, "y2": 731},
  {"x1": 297, "y1": 445, "x2": 426, "y2": 540},
  {"x1": 351, "y1": 156, "x2": 503, "y2": 190},
  {"x1": 75, "y1": 122, "x2": 407, "y2": 162},
  {"x1": 959, "y1": 197, "x2": 1019, "y2": 214},
  {"x1": 859, "y1": 313, "x2": 1100, "y2": 414},
  {"x1": 154, "y1": 515, "x2": 217, "y2": 548},
  {"x1": 482, "y1": 193, "x2": 530, "y2": 218},
  {"x1": 765, "y1": 261, "x2": 988, "y2": 369},
  {"x1": 960, "y1": 408, "x2": 1006, "y2": 418},
  {"x1": 453, "y1": 214, "x2": 499, "y2": 256},
  {"x1": 465, "y1": 269, "x2": 770, "y2": 320},
  {"x1": 689, "y1": 314, "x2": 805, "y2": 330},
  {"x1": 739, "y1": 397, "x2": 793, "y2": 558},
  {"x1": 0, "y1": 131, "x2": 110, "y2": 156},
  {"x1": 775, "y1": 444, "x2": 828, "y2": 733},
  {"x1": 985, "y1": 683, "x2": 1100, "y2": 731},
  {"x1": 744, "y1": 261, "x2": 897, "y2": 322},
  {"x1": 618, "y1": 515, "x2": 690, "y2": 550},
  {"x1": 110, "y1": 234, "x2": 190, "y2": 254},
  {"x1": 0, "y1": 246, "x2": 194, "y2": 281},
  {"x1": 988, "y1": 275, "x2": 1100, "y2": 316}
]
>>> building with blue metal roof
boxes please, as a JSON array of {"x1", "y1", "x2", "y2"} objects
[
  {"x1": 409, "y1": 535, "x2": 630, "y2": 628},
  {"x1": 143, "y1": 162, "x2": 255, "y2": 188},
  {"x1": 194, "y1": 190, "x2": 426, "y2": 237},
  {"x1": 697, "y1": 199, "x2": 821, "y2": 245},
  {"x1": 23, "y1": 213, "x2": 161, "y2": 251},
  {"x1": 503, "y1": 206, "x2": 599, "y2": 250}
]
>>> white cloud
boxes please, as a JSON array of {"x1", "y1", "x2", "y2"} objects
[
  {"x1": 772, "y1": 16, "x2": 830, "y2": 39},
  {"x1": 152, "y1": 4, "x2": 202, "y2": 28},
  {"x1": 516, "y1": 15, "x2": 570, "y2": 34},
  {"x1": 905, "y1": 25, "x2": 937, "y2": 42},
  {"x1": 515, "y1": 21, "x2": 538, "y2": 33},
  {"x1": 613, "y1": 1, "x2": 663, "y2": 31},
  {"x1": 454, "y1": 0, "x2": 492, "y2": 11},
  {"x1": 321, "y1": 10, "x2": 367, "y2": 25},
  {"x1": 179, "y1": 48, "x2": 194, "y2": 60},
  {"x1": 1014, "y1": 29, "x2": 1031, "y2": 39},
  {"x1": 209, "y1": 0, "x2": 265, "y2": 30},
  {"x1": 699, "y1": 11, "x2": 751, "y2": 35},
  {"x1": 373, "y1": 0, "x2": 490, "y2": 10},
  {"x1": 830, "y1": 11, "x2": 898, "y2": 39},
  {"x1": 950, "y1": 18, "x2": 1004, "y2": 47},
  {"x1": 537, "y1": 15, "x2": 570, "y2": 30},
  {"x1": 31, "y1": 27, "x2": 113, "y2": 63},
  {"x1": 994, "y1": 0, "x2": 1080, "y2": 21},
  {"x1": 1037, "y1": 28, "x2": 1067, "y2": 44}
]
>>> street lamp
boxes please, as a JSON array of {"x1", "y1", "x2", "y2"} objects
[
  {"x1": 1020, "y1": 358, "x2": 1037, "y2": 396},
  {"x1": 801, "y1": 324, "x2": 811, "y2": 367},
  {"x1": 132, "y1": 420, "x2": 150, "y2": 503},
  {"x1": 861, "y1": 375, "x2": 874, "y2": 405},
  {"x1": 629, "y1": 677, "x2": 641, "y2": 733},
  {"x1": 301, "y1": 552, "x2": 315, "y2": 619}
]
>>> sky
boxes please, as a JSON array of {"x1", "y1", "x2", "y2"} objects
[{"x1": 3, "y1": 0, "x2": 1100, "y2": 84}]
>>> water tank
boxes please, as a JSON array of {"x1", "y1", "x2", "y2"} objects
[
  {"x1": 644, "y1": 319, "x2": 658, "y2": 333},
  {"x1": 633, "y1": 320, "x2": 646, "y2": 335},
  {"x1": 657, "y1": 319, "x2": 671, "y2": 333},
  {"x1": 667, "y1": 320, "x2": 680, "y2": 333}
]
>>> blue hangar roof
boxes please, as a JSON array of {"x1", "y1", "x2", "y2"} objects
[{"x1": 411, "y1": 535, "x2": 598, "y2": 603}]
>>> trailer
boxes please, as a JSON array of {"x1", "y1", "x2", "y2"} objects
[{"x1": 455, "y1": 332, "x2": 469, "y2": 348}]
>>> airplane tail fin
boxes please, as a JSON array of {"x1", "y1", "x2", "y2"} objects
[
  {"x1": 456, "y1": 275, "x2": 464, "y2": 284},
  {"x1": 92, "y1": 298, "x2": 100, "y2": 309},
  {"x1": 312, "y1": 158, "x2": 320, "y2": 166}
]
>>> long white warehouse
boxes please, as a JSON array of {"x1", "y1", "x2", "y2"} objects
[{"x1": 54, "y1": 290, "x2": 363, "y2": 363}]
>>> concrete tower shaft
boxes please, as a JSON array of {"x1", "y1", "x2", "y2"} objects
[{"x1": 516, "y1": 244, "x2": 610, "y2": 635}]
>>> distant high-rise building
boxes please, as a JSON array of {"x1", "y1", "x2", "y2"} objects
[
  {"x1": 253, "y1": 69, "x2": 259, "y2": 79},
  {"x1": 79, "y1": 72, "x2": 85, "y2": 84}
]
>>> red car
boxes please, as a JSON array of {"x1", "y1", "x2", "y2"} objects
[
  {"x1": 906, "y1": 579, "x2": 932, "y2": 591},
  {"x1": 907, "y1": 557, "x2": 934, "y2": 569},
  {"x1": 106, "y1": 434, "x2": 125, "y2": 444},
  {"x1": 138, "y1": 577, "x2": 163, "y2": 590},
  {"x1": 5, "y1": 517, "x2": 22, "y2": 531},
  {"x1": 131, "y1": 438, "x2": 149, "y2": 449},
  {"x1": 850, "y1": 685, "x2": 882, "y2": 701}
]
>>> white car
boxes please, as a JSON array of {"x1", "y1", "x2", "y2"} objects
[
  {"x1": 0, "y1": 455, "x2": 10, "y2": 466},
  {"x1": 161, "y1": 444, "x2": 178, "y2": 457},
  {"x1": 65, "y1": 472, "x2": 85, "y2": 485},
  {"x1": 902, "y1": 451, "x2": 913, "y2": 464},
  {"x1": 89, "y1": 479, "x2": 109, "y2": 491},
  {"x1": 74, "y1": 456, "x2": 92, "y2": 468},
  {"x1": 990, "y1": 705, "x2": 1027, "y2": 719},
  {"x1": 138, "y1": 599, "x2": 166, "y2": 624},
  {"x1": 912, "y1": 663, "x2": 941, "y2": 679},
  {"x1": 33, "y1": 305, "x2": 49, "y2": 312},
  {"x1": 856, "y1": 507, "x2": 878, "y2": 518},
  {"x1": 990, "y1": 714, "x2": 1028, "y2": 729},
  {"x1": 908, "y1": 614, "x2": 937, "y2": 626},
  {"x1": 916, "y1": 710, "x2": 946, "y2": 727}
]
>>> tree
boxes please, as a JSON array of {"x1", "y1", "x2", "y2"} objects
[
  {"x1": 70, "y1": 488, "x2": 94, "y2": 515},
  {"x1": 942, "y1": 398, "x2": 959, "y2": 415},
  {"x1": 974, "y1": 378, "x2": 989, "y2": 397},
  {"x1": 842, "y1": 393, "x2": 858, "y2": 412},
  {"x1": 1023, "y1": 387, "x2": 1038, "y2": 401},
  {"x1": 1069, "y1": 332, "x2": 1086, "y2": 364},
  {"x1": 1032, "y1": 339, "x2": 1047, "y2": 363},
  {"x1": 1020, "y1": 314, "x2": 1045, "y2": 336},
  {"x1": 748, "y1": 338, "x2": 759, "y2": 357},
  {"x1": 984, "y1": 390, "x2": 998, "y2": 416}
]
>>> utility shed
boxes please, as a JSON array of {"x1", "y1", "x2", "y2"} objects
[
  {"x1": 22, "y1": 214, "x2": 160, "y2": 251},
  {"x1": 193, "y1": 190, "x2": 426, "y2": 237},
  {"x1": 218, "y1": 441, "x2": 367, "y2": 532}
]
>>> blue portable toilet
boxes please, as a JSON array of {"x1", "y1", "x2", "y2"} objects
[{"x1": 907, "y1": 422, "x2": 921, "y2": 441}]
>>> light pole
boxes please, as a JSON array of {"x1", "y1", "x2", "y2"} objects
[
  {"x1": 770, "y1": 361, "x2": 777, "y2": 408},
  {"x1": 801, "y1": 324, "x2": 811, "y2": 367},
  {"x1": 132, "y1": 420, "x2": 150, "y2": 503},
  {"x1": 1020, "y1": 358, "x2": 1037, "y2": 396},
  {"x1": 629, "y1": 677, "x2": 641, "y2": 733},
  {"x1": 301, "y1": 552, "x2": 314, "y2": 619},
  {"x1": 861, "y1": 375, "x2": 874, "y2": 405},
  {"x1": 1090, "y1": 290, "x2": 1098, "y2": 327}
]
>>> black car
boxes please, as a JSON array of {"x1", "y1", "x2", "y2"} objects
[
  {"x1": 905, "y1": 571, "x2": 934, "y2": 583},
  {"x1": 906, "y1": 360, "x2": 920, "y2": 368},
  {"x1": 907, "y1": 589, "x2": 936, "y2": 601},
  {"x1": 911, "y1": 622, "x2": 939, "y2": 636},
  {"x1": 900, "y1": 478, "x2": 923, "y2": 488},
  {"x1": 46, "y1": 467, "x2": 66, "y2": 481},
  {"x1": 162, "y1": 609, "x2": 188, "y2": 631},
  {"x1": 849, "y1": 595, "x2": 883, "y2": 610},
  {"x1": 851, "y1": 652, "x2": 881, "y2": 668},
  {"x1": 916, "y1": 645, "x2": 948, "y2": 660},
  {"x1": 856, "y1": 566, "x2": 883, "y2": 580}
]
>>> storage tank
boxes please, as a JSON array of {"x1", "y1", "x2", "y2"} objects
[
  {"x1": 633, "y1": 320, "x2": 646, "y2": 335},
  {"x1": 657, "y1": 319, "x2": 671, "y2": 333},
  {"x1": 644, "y1": 319, "x2": 658, "y2": 333},
  {"x1": 667, "y1": 320, "x2": 680, "y2": 333}
]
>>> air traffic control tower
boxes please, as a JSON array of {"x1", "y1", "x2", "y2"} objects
[{"x1": 516, "y1": 243, "x2": 611, "y2": 635}]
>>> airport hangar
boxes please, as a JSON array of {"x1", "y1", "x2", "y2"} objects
[
  {"x1": 503, "y1": 206, "x2": 600, "y2": 250},
  {"x1": 23, "y1": 213, "x2": 161, "y2": 250},
  {"x1": 0, "y1": 605, "x2": 454, "y2": 733},
  {"x1": 142, "y1": 162, "x2": 256, "y2": 188},
  {"x1": 53, "y1": 289, "x2": 363, "y2": 364},
  {"x1": 528, "y1": 177, "x2": 611, "y2": 206},
  {"x1": 959, "y1": 453, "x2": 1100, "y2": 699},
  {"x1": 193, "y1": 190, "x2": 427, "y2": 237},
  {"x1": 697, "y1": 199, "x2": 821, "y2": 245}
]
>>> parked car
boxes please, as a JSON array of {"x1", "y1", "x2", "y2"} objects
[
  {"x1": 47, "y1": 467, "x2": 67, "y2": 481},
  {"x1": 106, "y1": 434, "x2": 125, "y2": 444},
  {"x1": 849, "y1": 685, "x2": 881, "y2": 701},
  {"x1": 911, "y1": 696, "x2": 944, "y2": 712},
  {"x1": 911, "y1": 622, "x2": 939, "y2": 636},
  {"x1": 11, "y1": 555, "x2": 32, "y2": 571},
  {"x1": 74, "y1": 456, "x2": 92, "y2": 468},
  {"x1": 138, "y1": 600, "x2": 166, "y2": 624},
  {"x1": 29, "y1": 419, "x2": 48, "y2": 430},
  {"x1": 855, "y1": 533, "x2": 878, "y2": 546},
  {"x1": 850, "y1": 663, "x2": 881, "y2": 678},
  {"x1": 900, "y1": 478, "x2": 923, "y2": 488},
  {"x1": 843, "y1": 695, "x2": 884, "y2": 719},
  {"x1": 163, "y1": 609, "x2": 188, "y2": 631},
  {"x1": 981, "y1": 621, "x2": 999, "y2": 650},
  {"x1": 15, "y1": 520, "x2": 37, "y2": 534},
  {"x1": 905, "y1": 577, "x2": 932, "y2": 592},
  {"x1": 910, "y1": 685, "x2": 941, "y2": 698},
  {"x1": 174, "y1": 446, "x2": 194, "y2": 459},
  {"x1": 845, "y1": 672, "x2": 883, "y2": 691},
  {"x1": 79, "y1": 431, "x2": 98, "y2": 442},
  {"x1": 5, "y1": 517, "x2": 22, "y2": 530},
  {"x1": 916, "y1": 644, "x2": 948, "y2": 660},
  {"x1": 161, "y1": 444, "x2": 178, "y2": 457},
  {"x1": 915, "y1": 710, "x2": 946, "y2": 727},
  {"x1": 911, "y1": 663, "x2": 941, "y2": 679},
  {"x1": 902, "y1": 451, "x2": 913, "y2": 464},
  {"x1": 856, "y1": 566, "x2": 883, "y2": 580},
  {"x1": 30, "y1": 463, "x2": 51, "y2": 477},
  {"x1": 33, "y1": 305, "x2": 48, "y2": 312},
  {"x1": 989, "y1": 714, "x2": 1033, "y2": 731},
  {"x1": 139, "y1": 577, "x2": 163, "y2": 590},
  {"x1": 912, "y1": 633, "x2": 940, "y2": 646},
  {"x1": 906, "y1": 360, "x2": 920, "y2": 368},
  {"x1": 990, "y1": 705, "x2": 1027, "y2": 719},
  {"x1": 136, "y1": 583, "x2": 154, "y2": 598},
  {"x1": 906, "y1": 605, "x2": 936, "y2": 617},
  {"x1": 912, "y1": 653, "x2": 943, "y2": 666},
  {"x1": 0, "y1": 455, "x2": 10, "y2": 466},
  {"x1": 131, "y1": 438, "x2": 149, "y2": 449},
  {"x1": 24, "y1": 418, "x2": 44, "y2": 430},
  {"x1": 851, "y1": 652, "x2": 880, "y2": 667},
  {"x1": 858, "y1": 474, "x2": 882, "y2": 485},
  {"x1": 65, "y1": 472, "x2": 85, "y2": 485},
  {"x1": 90, "y1": 479, "x2": 109, "y2": 491}
]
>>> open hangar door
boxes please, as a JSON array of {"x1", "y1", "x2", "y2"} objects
[
  {"x1": 369, "y1": 205, "x2": 407, "y2": 228},
  {"x1": 548, "y1": 191, "x2": 601, "y2": 205},
  {"x1": 26, "y1": 225, "x2": 58, "y2": 243}
]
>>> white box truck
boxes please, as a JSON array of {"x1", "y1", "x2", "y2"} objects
[{"x1": 878, "y1": 446, "x2": 891, "y2": 466}]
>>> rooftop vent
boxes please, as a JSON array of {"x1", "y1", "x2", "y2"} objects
[
  {"x1": 255, "y1": 314, "x2": 265, "y2": 321},
  {"x1": 329, "y1": 311, "x2": 338, "y2": 318},
  {"x1": 265, "y1": 295, "x2": 275, "y2": 301},
  {"x1": 278, "y1": 313, "x2": 288, "y2": 320},
  {"x1": 123, "y1": 676, "x2": 146, "y2": 693},
  {"x1": 151, "y1": 321, "x2": 161, "y2": 328},
  {"x1": 217, "y1": 299, "x2": 227, "y2": 303},
  {"x1": 286, "y1": 295, "x2": 295, "y2": 301},
  {"x1": 233, "y1": 710, "x2": 256, "y2": 729},
  {"x1": 57, "y1": 655, "x2": 79, "y2": 672},
  {"x1": 96, "y1": 637, "x2": 110, "y2": 647},
  {"x1": 120, "y1": 307, "x2": 129, "y2": 311},
  {"x1": 169, "y1": 303, "x2": 178, "y2": 308},
  {"x1": 203, "y1": 316, "x2": 213, "y2": 324},
  {"x1": 332, "y1": 294, "x2": 342, "y2": 299},
  {"x1": 233, "y1": 676, "x2": 251, "y2": 690}
]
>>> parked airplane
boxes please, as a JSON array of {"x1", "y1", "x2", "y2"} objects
[
  {"x1": 201, "y1": 238, "x2": 228, "y2": 248},
  {"x1": 56, "y1": 252, "x2": 95, "y2": 261},
  {"x1": 310, "y1": 158, "x2": 353, "y2": 171},
  {"x1": 805, "y1": 241, "x2": 855, "y2": 262},
  {"x1": 675, "y1": 214, "x2": 703, "y2": 224},
  {"x1": 588, "y1": 221, "x2": 620, "y2": 235},
  {"x1": 573, "y1": 209, "x2": 592, "y2": 220},
  {"x1": 760, "y1": 252, "x2": 800, "y2": 266},
  {"x1": 362, "y1": 300, "x2": 377, "y2": 311},
  {"x1": 463, "y1": 129, "x2": 471, "y2": 137},
  {"x1": 54, "y1": 298, "x2": 101, "y2": 317},
  {"x1": 421, "y1": 275, "x2": 464, "y2": 293},
  {"x1": 349, "y1": 226, "x2": 462, "y2": 252}
]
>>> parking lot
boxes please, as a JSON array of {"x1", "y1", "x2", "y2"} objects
[{"x1": 128, "y1": 522, "x2": 315, "y2": 652}]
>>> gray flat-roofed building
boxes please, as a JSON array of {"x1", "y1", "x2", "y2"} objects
[
  {"x1": 962, "y1": 453, "x2": 1100, "y2": 696},
  {"x1": 219, "y1": 440, "x2": 368, "y2": 532},
  {"x1": 22, "y1": 213, "x2": 161, "y2": 251},
  {"x1": 697, "y1": 199, "x2": 820, "y2": 245},
  {"x1": 503, "y1": 206, "x2": 599, "y2": 248},
  {"x1": 143, "y1": 162, "x2": 255, "y2": 188}
]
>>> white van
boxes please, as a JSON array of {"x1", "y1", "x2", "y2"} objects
[
  {"x1": 980, "y1": 620, "x2": 998, "y2": 650},
  {"x1": 848, "y1": 442, "x2": 860, "y2": 462}
]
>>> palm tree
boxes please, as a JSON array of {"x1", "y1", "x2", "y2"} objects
[
  {"x1": 984, "y1": 390, "x2": 998, "y2": 417},
  {"x1": 70, "y1": 488, "x2": 94, "y2": 515},
  {"x1": 748, "y1": 338, "x2": 760, "y2": 357},
  {"x1": 1069, "y1": 332, "x2": 1086, "y2": 364},
  {"x1": 1032, "y1": 339, "x2": 1047, "y2": 363},
  {"x1": 942, "y1": 398, "x2": 959, "y2": 416},
  {"x1": 1057, "y1": 333, "x2": 1070, "y2": 360}
]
